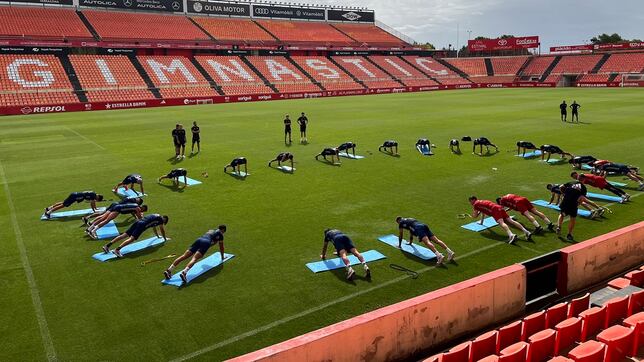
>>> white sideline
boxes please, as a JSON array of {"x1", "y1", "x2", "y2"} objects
[
  {"x1": 169, "y1": 242, "x2": 503, "y2": 362},
  {"x1": 0, "y1": 162, "x2": 57, "y2": 361}
]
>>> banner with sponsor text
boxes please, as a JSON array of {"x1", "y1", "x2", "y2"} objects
[
  {"x1": 468, "y1": 36, "x2": 539, "y2": 52},
  {"x1": 187, "y1": 1, "x2": 249, "y2": 16},
  {"x1": 79, "y1": 0, "x2": 183, "y2": 13}
]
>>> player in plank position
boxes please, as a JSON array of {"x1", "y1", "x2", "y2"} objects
[
  {"x1": 82, "y1": 197, "x2": 143, "y2": 225},
  {"x1": 158, "y1": 168, "x2": 188, "y2": 187},
  {"x1": 468, "y1": 196, "x2": 532, "y2": 244},
  {"x1": 546, "y1": 183, "x2": 604, "y2": 218},
  {"x1": 315, "y1": 147, "x2": 340, "y2": 164},
  {"x1": 224, "y1": 157, "x2": 248, "y2": 175},
  {"x1": 101, "y1": 213, "x2": 169, "y2": 257},
  {"x1": 569, "y1": 155, "x2": 597, "y2": 169},
  {"x1": 496, "y1": 194, "x2": 554, "y2": 232},
  {"x1": 337, "y1": 142, "x2": 357, "y2": 157},
  {"x1": 571, "y1": 172, "x2": 630, "y2": 202},
  {"x1": 416, "y1": 138, "x2": 433, "y2": 155},
  {"x1": 297, "y1": 112, "x2": 308, "y2": 143},
  {"x1": 86, "y1": 203, "x2": 148, "y2": 239},
  {"x1": 540, "y1": 144, "x2": 573, "y2": 162},
  {"x1": 593, "y1": 161, "x2": 644, "y2": 189},
  {"x1": 396, "y1": 216, "x2": 455, "y2": 265},
  {"x1": 379, "y1": 140, "x2": 399, "y2": 155},
  {"x1": 44, "y1": 191, "x2": 104, "y2": 219},
  {"x1": 268, "y1": 152, "x2": 294, "y2": 169},
  {"x1": 190, "y1": 121, "x2": 200, "y2": 154},
  {"x1": 321, "y1": 228, "x2": 370, "y2": 281},
  {"x1": 449, "y1": 139, "x2": 460, "y2": 154},
  {"x1": 113, "y1": 173, "x2": 144, "y2": 196},
  {"x1": 473, "y1": 137, "x2": 499, "y2": 155},
  {"x1": 556, "y1": 182, "x2": 585, "y2": 241},
  {"x1": 163, "y1": 225, "x2": 227, "y2": 285},
  {"x1": 516, "y1": 141, "x2": 538, "y2": 156}
]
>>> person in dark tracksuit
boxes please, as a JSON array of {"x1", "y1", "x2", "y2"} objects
[
  {"x1": 86, "y1": 203, "x2": 148, "y2": 239},
  {"x1": 268, "y1": 152, "x2": 294, "y2": 169},
  {"x1": 224, "y1": 157, "x2": 248, "y2": 174},
  {"x1": 83, "y1": 197, "x2": 143, "y2": 225},
  {"x1": 396, "y1": 217, "x2": 454, "y2": 265},
  {"x1": 560, "y1": 101, "x2": 567, "y2": 122},
  {"x1": 516, "y1": 141, "x2": 538, "y2": 156},
  {"x1": 164, "y1": 225, "x2": 227, "y2": 285},
  {"x1": 556, "y1": 183, "x2": 584, "y2": 241},
  {"x1": 570, "y1": 101, "x2": 581, "y2": 122},
  {"x1": 473, "y1": 137, "x2": 499, "y2": 155},
  {"x1": 191, "y1": 121, "x2": 200, "y2": 154},
  {"x1": 297, "y1": 112, "x2": 308, "y2": 143},
  {"x1": 449, "y1": 139, "x2": 460, "y2": 154},
  {"x1": 315, "y1": 147, "x2": 340, "y2": 164},
  {"x1": 379, "y1": 140, "x2": 399, "y2": 155},
  {"x1": 102, "y1": 213, "x2": 169, "y2": 257},
  {"x1": 158, "y1": 168, "x2": 188, "y2": 187},
  {"x1": 569, "y1": 155, "x2": 597, "y2": 169},
  {"x1": 113, "y1": 173, "x2": 144, "y2": 196},
  {"x1": 283, "y1": 115, "x2": 292, "y2": 144},
  {"x1": 172, "y1": 124, "x2": 187, "y2": 159},
  {"x1": 321, "y1": 229, "x2": 370, "y2": 281},
  {"x1": 44, "y1": 191, "x2": 104, "y2": 219}
]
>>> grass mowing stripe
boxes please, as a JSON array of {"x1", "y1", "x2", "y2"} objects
[
  {"x1": 169, "y1": 242, "x2": 502, "y2": 362},
  {"x1": 63, "y1": 126, "x2": 106, "y2": 150},
  {"x1": 0, "y1": 161, "x2": 57, "y2": 362}
]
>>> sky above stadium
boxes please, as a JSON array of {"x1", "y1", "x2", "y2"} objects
[{"x1": 316, "y1": 0, "x2": 643, "y2": 50}]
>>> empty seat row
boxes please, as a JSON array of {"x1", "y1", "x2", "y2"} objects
[
  {"x1": 0, "y1": 6, "x2": 92, "y2": 40},
  {"x1": 490, "y1": 57, "x2": 529, "y2": 75},
  {"x1": 256, "y1": 19, "x2": 355, "y2": 46},
  {"x1": 445, "y1": 58, "x2": 487, "y2": 76},
  {"x1": 599, "y1": 52, "x2": 644, "y2": 73},
  {"x1": 332, "y1": 23, "x2": 406, "y2": 46}
]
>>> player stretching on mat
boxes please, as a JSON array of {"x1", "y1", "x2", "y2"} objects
[
  {"x1": 113, "y1": 173, "x2": 144, "y2": 196},
  {"x1": 416, "y1": 138, "x2": 432, "y2": 155},
  {"x1": 44, "y1": 191, "x2": 104, "y2": 219},
  {"x1": 321, "y1": 229, "x2": 370, "y2": 280},
  {"x1": 593, "y1": 161, "x2": 644, "y2": 189},
  {"x1": 82, "y1": 197, "x2": 143, "y2": 225},
  {"x1": 297, "y1": 112, "x2": 308, "y2": 143},
  {"x1": 224, "y1": 157, "x2": 248, "y2": 175},
  {"x1": 102, "y1": 213, "x2": 169, "y2": 257},
  {"x1": 569, "y1": 155, "x2": 597, "y2": 169},
  {"x1": 560, "y1": 100, "x2": 567, "y2": 122},
  {"x1": 268, "y1": 152, "x2": 294, "y2": 169},
  {"x1": 449, "y1": 139, "x2": 460, "y2": 154},
  {"x1": 163, "y1": 225, "x2": 227, "y2": 285},
  {"x1": 556, "y1": 183, "x2": 585, "y2": 241},
  {"x1": 473, "y1": 137, "x2": 499, "y2": 155},
  {"x1": 570, "y1": 101, "x2": 581, "y2": 123},
  {"x1": 547, "y1": 183, "x2": 603, "y2": 218},
  {"x1": 315, "y1": 147, "x2": 340, "y2": 164},
  {"x1": 379, "y1": 140, "x2": 399, "y2": 155},
  {"x1": 283, "y1": 115, "x2": 292, "y2": 144},
  {"x1": 571, "y1": 172, "x2": 631, "y2": 202},
  {"x1": 337, "y1": 142, "x2": 356, "y2": 157},
  {"x1": 86, "y1": 203, "x2": 148, "y2": 239},
  {"x1": 540, "y1": 145, "x2": 573, "y2": 162},
  {"x1": 496, "y1": 194, "x2": 554, "y2": 232},
  {"x1": 516, "y1": 141, "x2": 538, "y2": 156},
  {"x1": 468, "y1": 196, "x2": 532, "y2": 244},
  {"x1": 396, "y1": 217, "x2": 455, "y2": 265},
  {"x1": 172, "y1": 123, "x2": 186, "y2": 159},
  {"x1": 158, "y1": 168, "x2": 188, "y2": 187},
  {"x1": 191, "y1": 121, "x2": 200, "y2": 154}
]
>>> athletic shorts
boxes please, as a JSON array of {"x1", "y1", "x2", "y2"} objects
[
  {"x1": 413, "y1": 224, "x2": 434, "y2": 240},
  {"x1": 189, "y1": 237, "x2": 212, "y2": 255},
  {"x1": 192, "y1": 136, "x2": 200, "y2": 143},
  {"x1": 123, "y1": 175, "x2": 140, "y2": 184},
  {"x1": 515, "y1": 199, "x2": 533, "y2": 213},
  {"x1": 125, "y1": 221, "x2": 147, "y2": 239},
  {"x1": 63, "y1": 193, "x2": 80, "y2": 207},
  {"x1": 284, "y1": 126, "x2": 291, "y2": 134},
  {"x1": 106, "y1": 202, "x2": 119, "y2": 212},
  {"x1": 300, "y1": 126, "x2": 306, "y2": 132},
  {"x1": 174, "y1": 140, "x2": 186, "y2": 147},
  {"x1": 332, "y1": 235, "x2": 355, "y2": 253},
  {"x1": 605, "y1": 165, "x2": 630, "y2": 175},
  {"x1": 559, "y1": 202, "x2": 578, "y2": 218},
  {"x1": 492, "y1": 210, "x2": 510, "y2": 222}
]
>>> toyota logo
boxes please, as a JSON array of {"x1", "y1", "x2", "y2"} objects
[
  {"x1": 255, "y1": 7, "x2": 269, "y2": 15},
  {"x1": 498, "y1": 39, "x2": 508, "y2": 46}
]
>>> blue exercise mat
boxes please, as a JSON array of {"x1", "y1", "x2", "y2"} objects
[
  {"x1": 515, "y1": 150, "x2": 542, "y2": 158},
  {"x1": 608, "y1": 181, "x2": 627, "y2": 188},
  {"x1": 40, "y1": 207, "x2": 105, "y2": 220},
  {"x1": 277, "y1": 165, "x2": 295, "y2": 172},
  {"x1": 162, "y1": 253, "x2": 235, "y2": 287},
  {"x1": 95, "y1": 220, "x2": 119, "y2": 239},
  {"x1": 377, "y1": 234, "x2": 436, "y2": 260},
  {"x1": 542, "y1": 158, "x2": 564, "y2": 165},
  {"x1": 581, "y1": 164, "x2": 593, "y2": 170},
  {"x1": 532, "y1": 200, "x2": 592, "y2": 217},
  {"x1": 461, "y1": 216, "x2": 514, "y2": 232},
  {"x1": 416, "y1": 145, "x2": 433, "y2": 156},
  {"x1": 339, "y1": 152, "x2": 365, "y2": 159},
  {"x1": 179, "y1": 177, "x2": 202, "y2": 186},
  {"x1": 586, "y1": 192, "x2": 623, "y2": 203},
  {"x1": 230, "y1": 171, "x2": 250, "y2": 177},
  {"x1": 306, "y1": 250, "x2": 386, "y2": 273},
  {"x1": 92, "y1": 236, "x2": 166, "y2": 262},
  {"x1": 115, "y1": 187, "x2": 146, "y2": 198}
]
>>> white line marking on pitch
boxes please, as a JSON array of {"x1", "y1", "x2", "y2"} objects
[
  {"x1": 169, "y1": 243, "x2": 502, "y2": 362},
  {"x1": 64, "y1": 126, "x2": 106, "y2": 150},
  {"x1": 0, "y1": 162, "x2": 57, "y2": 361}
]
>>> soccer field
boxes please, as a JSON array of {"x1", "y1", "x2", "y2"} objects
[{"x1": 1, "y1": 88, "x2": 643, "y2": 361}]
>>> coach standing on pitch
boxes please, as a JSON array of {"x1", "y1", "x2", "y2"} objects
[
  {"x1": 559, "y1": 100, "x2": 568, "y2": 122},
  {"x1": 172, "y1": 124, "x2": 186, "y2": 160}
]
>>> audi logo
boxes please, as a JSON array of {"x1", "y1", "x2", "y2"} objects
[
  {"x1": 498, "y1": 39, "x2": 508, "y2": 46},
  {"x1": 255, "y1": 8, "x2": 269, "y2": 15}
]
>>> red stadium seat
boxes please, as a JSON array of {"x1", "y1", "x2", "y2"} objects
[
  {"x1": 547, "y1": 357, "x2": 573, "y2": 362},
  {"x1": 549, "y1": 55, "x2": 602, "y2": 75},
  {"x1": 442, "y1": 342, "x2": 471, "y2": 362},
  {"x1": 596, "y1": 325, "x2": 634, "y2": 362},
  {"x1": 332, "y1": 23, "x2": 407, "y2": 47},
  {"x1": 568, "y1": 294, "x2": 590, "y2": 318},
  {"x1": 403, "y1": 56, "x2": 470, "y2": 85},
  {"x1": 138, "y1": 56, "x2": 216, "y2": 99},
  {"x1": 578, "y1": 306, "x2": 606, "y2": 341},
  {"x1": 554, "y1": 317, "x2": 582, "y2": 355},
  {"x1": 471, "y1": 330, "x2": 498, "y2": 361},
  {"x1": 546, "y1": 303, "x2": 569, "y2": 329},
  {"x1": 194, "y1": 56, "x2": 273, "y2": 95},
  {"x1": 291, "y1": 56, "x2": 363, "y2": 91},
  {"x1": 491, "y1": 57, "x2": 529, "y2": 75},
  {"x1": 0, "y1": 6, "x2": 92, "y2": 40},
  {"x1": 628, "y1": 270, "x2": 644, "y2": 287},
  {"x1": 622, "y1": 311, "x2": 644, "y2": 356},
  {"x1": 497, "y1": 321, "x2": 523, "y2": 353},
  {"x1": 190, "y1": 17, "x2": 275, "y2": 44},
  {"x1": 245, "y1": 56, "x2": 320, "y2": 93},
  {"x1": 599, "y1": 53, "x2": 644, "y2": 73},
  {"x1": 522, "y1": 311, "x2": 546, "y2": 341},
  {"x1": 629, "y1": 289, "x2": 644, "y2": 316},
  {"x1": 499, "y1": 341, "x2": 528, "y2": 362},
  {"x1": 479, "y1": 356, "x2": 500, "y2": 362},
  {"x1": 332, "y1": 56, "x2": 400, "y2": 88},
  {"x1": 527, "y1": 329, "x2": 556, "y2": 362},
  {"x1": 469, "y1": 76, "x2": 516, "y2": 84},
  {"x1": 368, "y1": 56, "x2": 438, "y2": 87},
  {"x1": 521, "y1": 56, "x2": 556, "y2": 78},
  {"x1": 567, "y1": 340, "x2": 606, "y2": 362},
  {"x1": 445, "y1": 58, "x2": 487, "y2": 76},
  {"x1": 256, "y1": 19, "x2": 355, "y2": 46},
  {"x1": 604, "y1": 296, "x2": 629, "y2": 328}
]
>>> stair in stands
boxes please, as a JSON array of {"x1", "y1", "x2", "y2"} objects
[
  {"x1": 329, "y1": 23, "x2": 361, "y2": 44},
  {"x1": 517, "y1": 56, "x2": 534, "y2": 77},
  {"x1": 484, "y1": 58, "x2": 494, "y2": 76},
  {"x1": 398, "y1": 56, "x2": 442, "y2": 84},
  {"x1": 434, "y1": 57, "x2": 471, "y2": 81},
  {"x1": 240, "y1": 56, "x2": 279, "y2": 93},
  {"x1": 591, "y1": 53, "x2": 612, "y2": 74},
  {"x1": 76, "y1": 10, "x2": 101, "y2": 41},
  {"x1": 608, "y1": 73, "x2": 619, "y2": 82},
  {"x1": 128, "y1": 55, "x2": 162, "y2": 99},
  {"x1": 364, "y1": 56, "x2": 405, "y2": 87},
  {"x1": 285, "y1": 56, "x2": 325, "y2": 91},
  {"x1": 187, "y1": 17, "x2": 217, "y2": 41},
  {"x1": 327, "y1": 56, "x2": 367, "y2": 89},
  {"x1": 58, "y1": 54, "x2": 87, "y2": 103},
  {"x1": 251, "y1": 20, "x2": 281, "y2": 43},
  {"x1": 539, "y1": 56, "x2": 561, "y2": 82},
  {"x1": 190, "y1": 57, "x2": 224, "y2": 95}
]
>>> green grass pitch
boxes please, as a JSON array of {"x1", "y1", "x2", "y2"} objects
[{"x1": 1, "y1": 88, "x2": 643, "y2": 361}]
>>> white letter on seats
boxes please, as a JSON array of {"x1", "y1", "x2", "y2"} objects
[
  {"x1": 265, "y1": 59, "x2": 301, "y2": 81},
  {"x1": 384, "y1": 58, "x2": 412, "y2": 76},
  {"x1": 305, "y1": 59, "x2": 339, "y2": 79},
  {"x1": 95, "y1": 59, "x2": 117, "y2": 85},
  {"x1": 415, "y1": 58, "x2": 448, "y2": 76},
  {"x1": 146, "y1": 59, "x2": 197, "y2": 84},
  {"x1": 206, "y1": 59, "x2": 254, "y2": 82},
  {"x1": 7, "y1": 59, "x2": 55, "y2": 88},
  {"x1": 341, "y1": 58, "x2": 375, "y2": 78}
]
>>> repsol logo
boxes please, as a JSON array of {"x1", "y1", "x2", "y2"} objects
[{"x1": 25, "y1": 105, "x2": 67, "y2": 114}]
